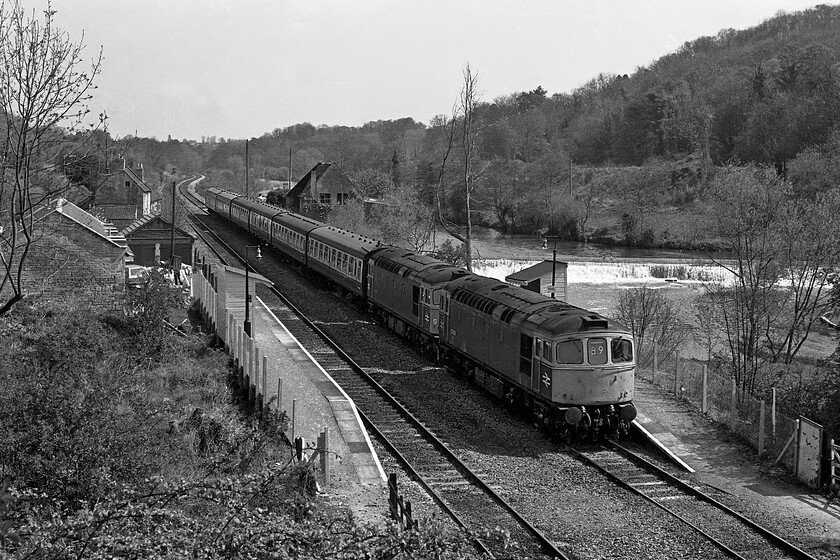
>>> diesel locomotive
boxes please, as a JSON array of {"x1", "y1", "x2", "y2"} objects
[{"x1": 204, "y1": 187, "x2": 637, "y2": 440}]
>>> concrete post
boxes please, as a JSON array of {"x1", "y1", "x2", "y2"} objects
[
  {"x1": 320, "y1": 427, "x2": 330, "y2": 486},
  {"x1": 673, "y1": 350, "x2": 680, "y2": 397},
  {"x1": 254, "y1": 347, "x2": 261, "y2": 395},
  {"x1": 292, "y1": 399, "x2": 297, "y2": 441},
  {"x1": 276, "y1": 378, "x2": 283, "y2": 413},
  {"x1": 758, "y1": 400, "x2": 766, "y2": 458},
  {"x1": 652, "y1": 343, "x2": 658, "y2": 384},
  {"x1": 771, "y1": 387, "x2": 777, "y2": 442},
  {"x1": 701, "y1": 364, "x2": 708, "y2": 414},
  {"x1": 730, "y1": 377, "x2": 737, "y2": 432},
  {"x1": 247, "y1": 336, "x2": 254, "y2": 387},
  {"x1": 262, "y1": 356, "x2": 268, "y2": 405}
]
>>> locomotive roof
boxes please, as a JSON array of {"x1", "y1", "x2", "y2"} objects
[
  {"x1": 309, "y1": 226, "x2": 381, "y2": 257},
  {"x1": 369, "y1": 247, "x2": 470, "y2": 284},
  {"x1": 445, "y1": 273, "x2": 627, "y2": 336}
]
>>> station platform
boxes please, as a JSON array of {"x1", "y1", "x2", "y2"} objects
[{"x1": 250, "y1": 296, "x2": 387, "y2": 515}]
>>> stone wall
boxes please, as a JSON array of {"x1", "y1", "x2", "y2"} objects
[{"x1": 1, "y1": 224, "x2": 125, "y2": 312}]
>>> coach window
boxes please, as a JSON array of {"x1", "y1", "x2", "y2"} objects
[
  {"x1": 588, "y1": 338, "x2": 608, "y2": 365},
  {"x1": 556, "y1": 340, "x2": 583, "y2": 364}
]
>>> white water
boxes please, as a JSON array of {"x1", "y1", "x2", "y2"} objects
[{"x1": 473, "y1": 259, "x2": 732, "y2": 286}]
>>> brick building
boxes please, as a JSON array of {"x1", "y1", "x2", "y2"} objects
[
  {"x1": 6, "y1": 199, "x2": 131, "y2": 310},
  {"x1": 285, "y1": 162, "x2": 359, "y2": 220}
]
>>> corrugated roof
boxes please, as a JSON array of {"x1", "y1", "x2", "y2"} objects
[
  {"x1": 120, "y1": 213, "x2": 157, "y2": 236},
  {"x1": 37, "y1": 198, "x2": 127, "y2": 249}
]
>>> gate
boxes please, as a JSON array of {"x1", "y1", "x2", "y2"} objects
[{"x1": 796, "y1": 417, "x2": 822, "y2": 488}]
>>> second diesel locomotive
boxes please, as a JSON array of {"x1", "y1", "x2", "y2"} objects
[{"x1": 204, "y1": 187, "x2": 637, "y2": 440}]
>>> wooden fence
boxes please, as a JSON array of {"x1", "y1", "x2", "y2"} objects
[{"x1": 388, "y1": 473, "x2": 417, "y2": 530}]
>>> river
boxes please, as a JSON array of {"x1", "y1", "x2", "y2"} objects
[{"x1": 435, "y1": 226, "x2": 732, "y2": 329}]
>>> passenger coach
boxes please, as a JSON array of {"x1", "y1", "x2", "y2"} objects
[{"x1": 308, "y1": 226, "x2": 380, "y2": 297}]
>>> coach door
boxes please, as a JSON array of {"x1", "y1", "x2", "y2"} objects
[{"x1": 439, "y1": 293, "x2": 450, "y2": 342}]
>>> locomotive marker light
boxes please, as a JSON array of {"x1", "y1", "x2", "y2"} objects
[
  {"x1": 542, "y1": 236, "x2": 560, "y2": 299},
  {"x1": 243, "y1": 245, "x2": 262, "y2": 336}
]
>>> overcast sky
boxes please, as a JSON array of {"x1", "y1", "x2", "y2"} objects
[{"x1": 34, "y1": 0, "x2": 824, "y2": 141}]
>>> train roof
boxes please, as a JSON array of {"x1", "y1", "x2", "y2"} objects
[
  {"x1": 369, "y1": 246, "x2": 471, "y2": 284},
  {"x1": 309, "y1": 225, "x2": 382, "y2": 258},
  {"x1": 271, "y1": 211, "x2": 325, "y2": 235},
  {"x1": 231, "y1": 196, "x2": 286, "y2": 218},
  {"x1": 445, "y1": 273, "x2": 627, "y2": 336},
  {"x1": 205, "y1": 187, "x2": 240, "y2": 203}
]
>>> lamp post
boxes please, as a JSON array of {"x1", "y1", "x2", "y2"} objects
[
  {"x1": 542, "y1": 236, "x2": 559, "y2": 299},
  {"x1": 243, "y1": 245, "x2": 262, "y2": 336}
]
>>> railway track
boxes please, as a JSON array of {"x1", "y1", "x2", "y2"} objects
[
  {"x1": 571, "y1": 442, "x2": 818, "y2": 560},
  {"x1": 177, "y1": 182, "x2": 570, "y2": 560}
]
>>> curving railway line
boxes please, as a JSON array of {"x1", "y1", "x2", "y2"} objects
[
  {"x1": 177, "y1": 178, "x2": 570, "y2": 560},
  {"x1": 174, "y1": 176, "x2": 826, "y2": 560}
]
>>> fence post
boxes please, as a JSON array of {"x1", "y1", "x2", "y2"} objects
[
  {"x1": 652, "y1": 343, "x2": 658, "y2": 384},
  {"x1": 771, "y1": 387, "x2": 777, "y2": 442},
  {"x1": 262, "y1": 356, "x2": 268, "y2": 406},
  {"x1": 320, "y1": 427, "x2": 330, "y2": 486},
  {"x1": 254, "y1": 347, "x2": 261, "y2": 395},
  {"x1": 388, "y1": 473, "x2": 398, "y2": 521},
  {"x1": 292, "y1": 398, "x2": 297, "y2": 441},
  {"x1": 701, "y1": 364, "x2": 708, "y2": 414},
  {"x1": 758, "y1": 400, "x2": 765, "y2": 458},
  {"x1": 276, "y1": 377, "x2": 283, "y2": 413},
  {"x1": 294, "y1": 436, "x2": 303, "y2": 461},
  {"x1": 730, "y1": 377, "x2": 737, "y2": 432},
  {"x1": 673, "y1": 350, "x2": 680, "y2": 397}
]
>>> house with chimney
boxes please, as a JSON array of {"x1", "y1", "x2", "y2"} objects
[
  {"x1": 88, "y1": 162, "x2": 153, "y2": 230},
  {"x1": 284, "y1": 162, "x2": 360, "y2": 220}
]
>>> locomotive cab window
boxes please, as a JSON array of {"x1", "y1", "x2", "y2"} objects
[
  {"x1": 556, "y1": 340, "x2": 583, "y2": 364},
  {"x1": 535, "y1": 338, "x2": 542, "y2": 357},
  {"x1": 611, "y1": 338, "x2": 633, "y2": 363},
  {"x1": 542, "y1": 341, "x2": 552, "y2": 361},
  {"x1": 587, "y1": 338, "x2": 608, "y2": 365}
]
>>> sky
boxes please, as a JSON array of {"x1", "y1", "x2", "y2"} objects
[{"x1": 28, "y1": 0, "x2": 828, "y2": 141}]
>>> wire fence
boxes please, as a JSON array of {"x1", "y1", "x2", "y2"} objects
[{"x1": 637, "y1": 347, "x2": 800, "y2": 471}]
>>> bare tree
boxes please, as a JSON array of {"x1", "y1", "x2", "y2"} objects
[
  {"x1": 0, "y1": 1, "x2": 102, "y2": 314},
  {"x1": 616, "y1": 286, "x2": 688, "y2": 368},
  {"x1": 432, "y1": 64, "x2": 482, "y2": 272}
]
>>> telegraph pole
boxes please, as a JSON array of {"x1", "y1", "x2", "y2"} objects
[
  {"x1": 170, "y1": 180, "x2": 177, "y2": 279},
  {"x1": 245, "y1": 139, "x2": 250, "y2": 198}
]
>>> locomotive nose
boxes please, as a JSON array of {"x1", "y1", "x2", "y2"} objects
[{"x1": 618, "y1": 403, "x2": 637, "y2": 421}]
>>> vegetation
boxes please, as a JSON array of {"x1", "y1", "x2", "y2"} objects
[
  {"x1": 0, "y1": 273, "x2": 493, "y2": 558},
  {"x1": 0, "y1": 1, "x2": 103, "y2": 315}
]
